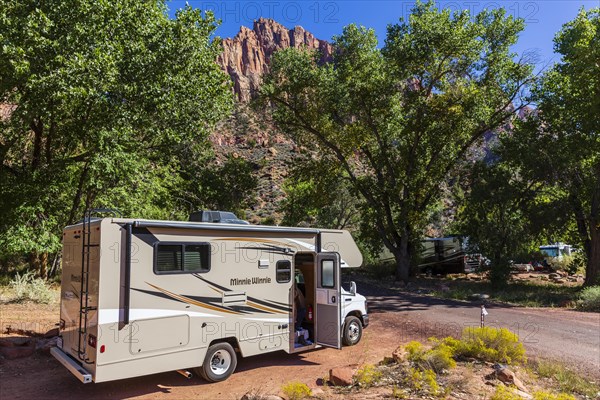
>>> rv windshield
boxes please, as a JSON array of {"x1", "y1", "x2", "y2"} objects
[{"x1": 541, "y1": 248, "x2": 559, "y2": 257}]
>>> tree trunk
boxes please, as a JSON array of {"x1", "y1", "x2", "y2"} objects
[
  {"x1": 393, "y1": 235, "x2": 411, "y2": 284},
  {"x1": 39, "y1": 252, "x2": 48, "y2": 279},
  {"x1": 585, "y1": 227, "x2": 600, "y2": 286},
  {"x1": 30, "y1": 120, "x2": 43, "y2": 171},
  {"x1": 67, "y1": 163, "x2": 89, "y2": 225}
]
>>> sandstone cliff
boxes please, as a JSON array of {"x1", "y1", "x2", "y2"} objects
[{"x1": 217, "y1": 18, "x2": 333, "y2": 102}]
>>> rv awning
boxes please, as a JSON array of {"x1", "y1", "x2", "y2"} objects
[{"x1": 320, "y1": 229, "x2": 363, "y2": 268}]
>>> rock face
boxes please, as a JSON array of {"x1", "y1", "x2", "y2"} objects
[{"x1": 218, "y1": 18, "x2": 333, "y2": 102}]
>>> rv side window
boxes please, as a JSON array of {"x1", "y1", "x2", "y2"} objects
[
  {"x1": 321, "y1": 260, "x2": 335, "y2": 288},
  {"x1": 156, "y1": 244, "x2": 182, "y2": 272},
  {"x1": 155, "y1": 243, "x2": 210, "y2": 274},
  {"x1": 276, "y1": 260, "x2": 291, "y2": 283}
]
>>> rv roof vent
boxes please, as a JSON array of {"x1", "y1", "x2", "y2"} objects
[{"x1": 189, "y1": 210, "x2": 249, "y2": 225}]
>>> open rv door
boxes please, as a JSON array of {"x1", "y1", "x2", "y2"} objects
[{"x1": 315, "y1": 252, "x2": 341, "y2": 349}]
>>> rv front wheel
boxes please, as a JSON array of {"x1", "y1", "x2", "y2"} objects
[
  {"x1": 196, "y1": 342, "x2": 237, "y2": 382},
  {"x1": 342, "y1": 316, "x2": 362, "y2": 346}
]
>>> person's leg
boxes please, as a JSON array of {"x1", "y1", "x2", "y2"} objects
[{"x1": 296, "y1": 307, "x2": 306, "y2": 330}]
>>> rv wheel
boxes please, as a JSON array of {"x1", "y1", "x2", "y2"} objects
[
  {"x1": 342, "y1": 316, "x2": 362, "y2": 346},
  {"x1": 196, "y1": 342, "x2": 237, "y2": 382}
]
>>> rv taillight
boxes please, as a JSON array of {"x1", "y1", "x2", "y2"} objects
[
  {"x1": 307, "y1": 304, "x2": 313, "y2": 322},
  {"x1": 100, "y1": 345, "x2": 105, "y2": 353},
  {"x1": 88, "y1": 334, "x2": 97, "y2": 348}
]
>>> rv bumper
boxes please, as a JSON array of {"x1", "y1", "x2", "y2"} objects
[
  {"x1": 362, "y1": 314, "x2": 369, "y2": 328},
  {"x1": 50, "y1": 347, "x2": 92, "y2": 383}
]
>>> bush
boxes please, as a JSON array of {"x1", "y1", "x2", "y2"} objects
[
  {"x1": 534, "y1": 359, "x2": 600, "y2": 397},
  {"x1": 451, "y1": 327, "x2": 526, "y2": 364},
  {"x1": 403, "y1": 367, "x2": 442, "y2": 397},
  {"x1": 578, "y1": 286, "x2": 600, "y2": 311},
  {"x1": 533, "y1": 392, "x2": 575, "y2": 400},
  {"x1": 565, "y1": 252, "x2": 586, "y2": 275},
  {"x1": 9, "y1": 271, "x2": 55, "y2": 304},
  {"x1": 547, "y1": 255, "x2": 573, "y2": 272},
  {"x1": 491, "y1": 385, "x2": 523, "y2": 400},
  {"x1": 423, "y1": 342, "x2": 457, "y2": 372},
  {"x1": 405, "y1": 341, "x2": 424, "y2": 361},
  {"x1": 354, "y1": 364, "x2": 382, "y2": 387},
  {"x1": 281, "y1": 381, "x2": 311, "y2": 400},
  {"x1": 407, "y1": 339, "x2": 456, "y2": 373}
]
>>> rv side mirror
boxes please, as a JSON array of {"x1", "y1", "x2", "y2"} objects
[{"x1": 350, "y1": 281, "x2": 357, "y2": 296}]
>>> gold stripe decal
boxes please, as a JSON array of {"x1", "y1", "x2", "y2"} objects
[
  {"x1": 145, "y1": 282, "x2": 241, "y2": 315},
  {"x1": 246, "y1": 301, "x2": 284, "y2": 314}
]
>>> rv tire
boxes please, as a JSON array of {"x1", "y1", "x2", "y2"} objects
[
  {"x1": 342, "y1": 316, "x2": 362, "y2": 346},
  {"x1": 196, "y1": 342, "x2": 237, "y2": 382}
]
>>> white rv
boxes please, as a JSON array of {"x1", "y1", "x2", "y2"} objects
[{"x1": 51, "y1": 211, "x2": 369, "y2": 383}]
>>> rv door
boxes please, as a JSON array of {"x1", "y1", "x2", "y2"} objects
[{"x1": 315, "y1": 252, "x2": 341, "y2": 349}]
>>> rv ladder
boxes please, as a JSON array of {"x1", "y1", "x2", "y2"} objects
[
  {"x1": 77, "y1": 209, "x2": 98, "y2": 363},
  {"x1": 76, "y1": 208, "x2": 121, "y2": 363}
]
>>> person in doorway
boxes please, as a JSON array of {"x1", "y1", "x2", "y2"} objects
[{"x1": 294, "y1": 282, "x2": 306, "y2": 331}]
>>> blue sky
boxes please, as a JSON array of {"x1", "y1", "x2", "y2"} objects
[{"x1": 168, "y1": 1, "x2": 599, "y2": 68}]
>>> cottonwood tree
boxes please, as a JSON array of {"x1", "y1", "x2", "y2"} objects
[
  {"x1": 505, "y1": 8, "x2": 600, "y2": 286},
  {"x1": 0, "y1": 1, "x2": 232, "y2": 276},
  {"x1": 261, "y1": 1, "x2": 533, "y2": 282}
]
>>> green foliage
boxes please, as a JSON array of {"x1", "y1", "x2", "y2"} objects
[
  {"x1": 281, "y1": 381, "x2": 311, "y2": 400},
  {"x1": 262, "y1": 1, "x2": 533, "y2": 282},
  {"x1": 450, "y1": 327, "x2": 526, "y2": 364},
  {"x1": 185, "y1": 155, "x2": 258, "y2": 216},
  {"x1": 578, "y1": 286, "x2": 600, "y2": 311},
  {"x1": 458, "y1": 161, "x2": 540, "y2": 288},
  {"x1": 354, "y1": 364, "x2": 383, "y2": 387},
  {"x1": 8, "y1": 271, "x2": 55, "y2": 303},
  {"x1": 534, "y1": 359, "x2": 600, "y2": 397},
  {"x1": 279, "y1": 158, "x2": 359, "y2": 230},
  {"x1": 500, "y1": 8, "x2": 600, "y2": 286},
  {"x1": 0, "y1": 1, "x2": 233, "y2": 275},
  {"x1": 546, "y1": 255, "x2": 573, "y2": 272},
  {"x1": 566, "y1": 251, "x2": 587, "y2": 276}
]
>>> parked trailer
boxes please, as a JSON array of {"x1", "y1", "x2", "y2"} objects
[
  {"x1": 51, "y1": 212, "x2": 368, "y2": 383},
  {"x1": 418, "y1": 237, "x2": 484, "y2": 275}
]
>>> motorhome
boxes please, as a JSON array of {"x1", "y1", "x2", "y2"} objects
[
  {"x1": 418, "y1": 237, "x2": 484, "y2": 275},
  {"x1": 51, "y1": 210, "x2": 369, "y2": 384},
  {"x1": 539, "y1": 243, "x2": 572, "y2": 259}
]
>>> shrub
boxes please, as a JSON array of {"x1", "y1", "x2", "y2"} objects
[
  {"x1": 354, "y1": 364, "x2": 382, "y2": 387},
  {"x1": 405, "y1": 341, "x2": 425, "y2": 361},
  {"x1": 565, "y1": 252, "x2": 586, "y2": 275},
  {"x1": 423, "y1": 343, "x2": 456, "y2": 373},
  {"x1": 578, "y1": 286, "x2": 600, "y2": 311},
  {"x1": 547, "y1": 255, "x2": 573, "y2": 272},
  {"x1": 533, "y1": 391, "x2": 576, "y2": 400},
  {"x1": 281, "y1": 381, "x2": 311, "y2": 400},
  {"x1": 491, "y1": 385, "x2": 525, "y2": 400},
  {"x1": 451, "y1": 327, "x2": 526, "y2": 364},
  {"x1": 405, "y1": 339, "x2": 456, "y2": 373},
  {"x1": 403, "y1": 367, "x2": 443, "y2": 397},
  {"x1": 534, "y1": 359, "x2": 599, "y2": 397},
  {"x1": 9, "y1": 271, "x2": 55, "y2": 304}
]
